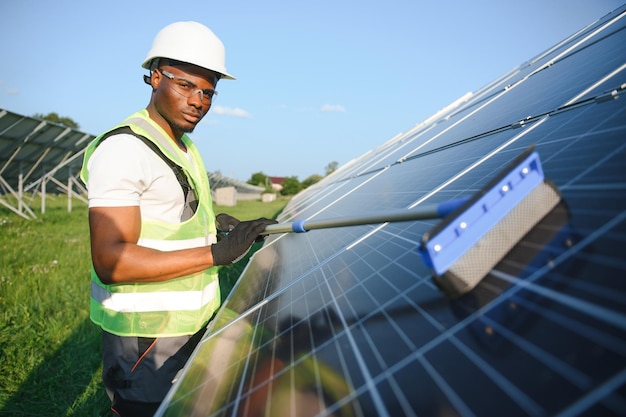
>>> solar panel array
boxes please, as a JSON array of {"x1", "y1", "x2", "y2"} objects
[
  {"x1": 0, "y1": 109, "x2": 93, "y2": 217},
  {"x1": 157, "y1": 5, "x2": 626, "y2": 417}
]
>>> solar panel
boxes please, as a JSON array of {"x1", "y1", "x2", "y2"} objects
[
  {"x1": 157, "y1": 5, "x2": 626, "y2": 416},
  {"x1": 0, "y1": 109, "x2": 93, "y2": 217}
]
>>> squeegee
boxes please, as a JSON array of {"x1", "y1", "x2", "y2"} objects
[{"x1": 260, "y1": 146, "x2": 562, "y2": 298}]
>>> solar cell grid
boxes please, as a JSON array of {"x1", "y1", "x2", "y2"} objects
[{"x1": 158, "y1": 6, "x2": 626, "y2": 416}]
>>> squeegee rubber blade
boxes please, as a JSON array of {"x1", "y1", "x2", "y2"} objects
[{"x1": 434, "y1": 180, "x2": 562, "y2": 298}]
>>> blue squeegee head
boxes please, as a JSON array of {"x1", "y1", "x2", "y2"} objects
[{"x1": 419, "y1": 148, "x2": 562, "y2": 298}]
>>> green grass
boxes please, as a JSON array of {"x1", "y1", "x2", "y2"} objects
[{"x1": 0, "y1": 195, "x2": 288, "y2": 416}]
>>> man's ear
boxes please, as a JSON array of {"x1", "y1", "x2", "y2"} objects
[
  {"x1": 150, "y1": 69, "x2": 162, "y2": 89},
  {"x1": 142, "y1": 69, "x2": 162, "y2": 91}
]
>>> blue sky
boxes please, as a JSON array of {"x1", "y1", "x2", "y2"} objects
[{"x1": 0, "y1": 1, "x2": 623, "y2": 181}]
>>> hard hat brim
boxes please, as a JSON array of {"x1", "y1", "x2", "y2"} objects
[{"x1": 141, "y1": 58, "x2": 235, "y2": 80}]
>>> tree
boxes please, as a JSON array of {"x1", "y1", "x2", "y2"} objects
[
  {"x1": 324, "y1": 161, "x2": 339, "y2": 176},
  {"x1": 33, "y1": 112, "x2": 80, "y2": 129},
  {"x1": 280, "y1": 176, "x2": 302, "y2": 196},
  {"x1": 247, "y1": 172, "x2": 269, "y2": 188},
  {"x1": 301, "y1": 174, "x2": 322, "y2": 189}
]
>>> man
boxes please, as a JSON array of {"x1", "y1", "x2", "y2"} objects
[{"x1": 80, "y1": 21, "x2": 276, "y2": 417}]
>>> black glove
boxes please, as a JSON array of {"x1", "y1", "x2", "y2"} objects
[
  {"x1": 215, "y1": 213, "x2": 240, "y2": 240},
  {"x1": 211, "y1": 217, "x2": 278, "y2": 265}
]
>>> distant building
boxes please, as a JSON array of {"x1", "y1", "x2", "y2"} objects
[
  {"x1": 268, "y1": 176, "x2": 286, "y2": 192},
  {"x1": 208, "y1": 172, "x2": 265, "y2": 205}
]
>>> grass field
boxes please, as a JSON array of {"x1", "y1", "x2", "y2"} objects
[{"x1": 0, "y1": 195, "x2": 288, "y2": 416}]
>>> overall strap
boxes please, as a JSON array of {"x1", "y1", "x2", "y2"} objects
[{"x1": 99, "y1": 126, "x2": 192, "y2": 198}]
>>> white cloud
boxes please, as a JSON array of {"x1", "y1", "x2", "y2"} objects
[
  {"x1": 0, "y1": 81, "x2": 19, "y2": 95},
  {"x1": 211, "y1": 105, "x2": 251, "y2": 118},
  {"x1": 320, "y1": 104, "x2": 346, "y2": 113}
]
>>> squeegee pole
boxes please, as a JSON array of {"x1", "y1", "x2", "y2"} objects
[{"x1": 261, "y1": 198, "x2": 468, "y2": 235}]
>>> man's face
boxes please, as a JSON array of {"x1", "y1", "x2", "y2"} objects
[{"x1": 149, "y1": 63, "x2": 219, "y2": 138}]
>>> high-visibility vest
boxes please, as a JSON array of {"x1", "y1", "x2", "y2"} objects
[{"x1": 80, "y1": 110, "x2": 220, "y2": 337}]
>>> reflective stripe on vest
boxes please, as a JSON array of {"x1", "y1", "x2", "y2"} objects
[
  {"x1": 81, "y1": 110, "x2": 219, "y2": 338},
  {"x1": 92, "y1": 280, "x2": 218, "y2": 313}
]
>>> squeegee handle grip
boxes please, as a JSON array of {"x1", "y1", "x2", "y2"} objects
[{"x1": 261, "y1": 198, "x2": 469, "y2": 235}]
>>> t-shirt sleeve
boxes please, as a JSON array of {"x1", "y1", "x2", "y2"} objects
[{"x1": 86, "y1": 134, "x2": 156, "y2": 208}]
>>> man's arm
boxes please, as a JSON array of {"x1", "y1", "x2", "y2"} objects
[{"x1": 89, "y1": 206, "x2": 214, "y2": 284}]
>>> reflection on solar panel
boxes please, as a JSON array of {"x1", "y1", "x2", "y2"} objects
[{"x1": 157, "y1": 6, "x2": 626, "y2": 416}]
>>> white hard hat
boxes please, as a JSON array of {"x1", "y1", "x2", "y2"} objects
[{"x1": 142, "y1": 21, "x2": 235, "y2": 80}]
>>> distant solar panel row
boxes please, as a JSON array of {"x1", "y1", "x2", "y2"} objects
[
  {"x1": 0, "y1": 110, "x2": 92, "y2": 190},
  {"x1": 0, "y1": 109, "x2": 93, "y2": 216},
  {"x1": 157, "y1": 5, "x2": 626, "y2": 417}
]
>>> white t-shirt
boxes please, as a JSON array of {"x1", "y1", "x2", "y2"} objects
[{"x1": 86, "y1": 133, "x2": 186, "y2": 223}]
